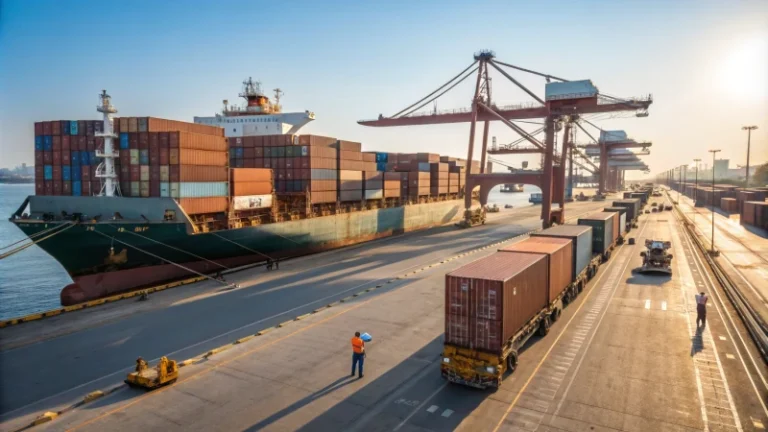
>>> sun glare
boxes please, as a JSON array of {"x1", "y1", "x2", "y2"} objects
[{"x1": 717, "y1": 34, "x2": 768, "y2": 103}]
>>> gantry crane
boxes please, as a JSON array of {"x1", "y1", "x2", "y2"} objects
[{"x1": 359, "y1": 50, "x2": 652, "y2": 227}]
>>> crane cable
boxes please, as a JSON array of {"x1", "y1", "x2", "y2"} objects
[
  {"x1": 0, "y1": 222, "x2": 77, "y2": 260},
  {"x1": 211, "y1": 232, "x2": 274, "y2": 261},
  {"x1": 491, "y1": 59, "x2": 569, "y2": 82},
  {"x1": 391, "y1": 60, "x2": 478, "y2": 119},
  {"x1": 89, "y1": 229, "x2": 234, "y2": 288},
  {"x1": 399, "y1": 65, "x2": 479, "y2": 118}
]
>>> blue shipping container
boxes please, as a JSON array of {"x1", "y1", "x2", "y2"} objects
[
  {"x1": 72, "y1": 167, "x2": 82, "y2": 181},
  {"x1": 73, "y1": 181, "x2": 82, "y2": 196},
  {"x1": 81, "y1": 151, "x2": 90, "y2": 166},
  {"x1": 179, "y1": 182, "x2": 228, "y2": 198},
  {"x1": 62, "y1": 121, "x2": 70, "y2": 135},
  {"x1": 91, "y1": 151, "x2": 97, "y2": 165},
  {"x1": 375, "y1": 152, "x2": 388, "y2": 163},
  {"x1": 62, "y1": 166, "x2": 72, "y2": 181},
  {"x1": 376, "y1": 162, "x2": 387, "y2": 172},
  {"x1": 71, "y1": 151, "x2": 80, "y2": 166},
  {"x1": 70, "y1": 121, "x2": 78, "y2": 135},
  {"x1": 43, "y1": 136, "x2": 53, "y2": 151},
  {"x1": 235, "y1": 148, "x2": 244, "y2": 158},
  {"x1": 139, "y1": 150, "x2": 149, "y2": 165},
  {"x1": 35, "y1": 136, "x2": 43, "y2": 151},
  {"x1": 120, "y1": 133, "x2": 129, "y2": 149},
  {"x1": 44, "y1": 165, "x2": 53, "y2": 180}
]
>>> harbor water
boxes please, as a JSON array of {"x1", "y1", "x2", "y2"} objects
[
  {"x1": 0, "y1": 184, "x2": 71, "y2": 319},
  {"x1": 0, "y1": 183, "x2": 540, "y2": 320}
]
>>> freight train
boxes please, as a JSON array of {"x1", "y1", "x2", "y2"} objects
[{"x1": 441, "y1": 199, "x2": 644, "y2": 389}]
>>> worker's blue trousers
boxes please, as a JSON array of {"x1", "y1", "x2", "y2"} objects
[{"x1": 351, "y1": 353, "x2": 364, "y2": 376}]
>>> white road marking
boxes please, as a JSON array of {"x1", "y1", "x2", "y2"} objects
[
  {"x1": 392, "y1": 383, "x2": 446, "y2": 431},
  {"x1": 441, "y1": 409, "x2": 453, "y2": 418},
  {"x1": 661, "y1": 301, "x2": 667, "y2": 311},
  {"x1": 719, "y1": 336, "x2": 727, "y2": 341},
  {"x1": 645, "y1": 299, "x2": 651, "y2": 309},
  {"x1": 426, "y1": 405, "x2": 438, "y2": 413},
  {"x1": 726, "y1": 354, "x2": 735, "y2": 360}
]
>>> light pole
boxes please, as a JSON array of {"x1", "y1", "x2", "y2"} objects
[
  {"x1": 708, "y1": 149, "x2": 721, "y2": 256},
  {"x1": 742, "y1": 125, "x2": 758, "y2": 187}
]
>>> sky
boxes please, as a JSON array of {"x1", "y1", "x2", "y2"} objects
[{"x1": 1, "y1": 0, "x2": 766, "y2": 180}]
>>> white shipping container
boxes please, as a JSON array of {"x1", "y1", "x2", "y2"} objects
[
  {"x1": 160, "y1": 182, "x2": 170, "y2": 197},
  {"x1": 130, "y1": 149, "x2": 139, "y2": 165},
  {"x1": 170, "y1": 182, "x2": 180, "y2": 199},
  {"x1": 179, "y1": 182, "x2": 228, "y2": 198},
  {"x1": 310, "y1": 169, "x2": 337, "y2": 180},
  {"x1": 364, "y1": 189, "x2": 384, "y2": 200},
  {"x1": 232, "y1": 194, "x2": 273, "y2": 210}
]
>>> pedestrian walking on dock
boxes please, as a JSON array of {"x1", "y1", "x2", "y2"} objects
[
  {"x1": 351, "y1": 331, "x2": 365, "y2": 378},
  {"x1": 695, "y1": 292, "x2": 708, "y2": 327}
]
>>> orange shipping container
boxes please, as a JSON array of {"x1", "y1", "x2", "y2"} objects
[
  {"x1": 169, "y1": 131, "x2": 228, "y2": 151},
  {"x1": 232, "y1": 181, "x2": 272, "y2": 196},
  {"x1": 178, "y1": 166, "x2": 228, "y2": 182},
  {"x1": 174, "y1": 149, "x2": 227, "y2": 166},
  {"x1": 145, "y1": 117, "x2": 224, "y2": 137},
  {"x1": 231, "y1": 168, "x2": 272, "y2": 183},
  {"x1": 177, "y1": 197, "x2": 228, "y2": 214}
]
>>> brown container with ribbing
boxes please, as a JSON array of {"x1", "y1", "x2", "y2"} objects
[
  {"x1": 122, "y1": 117, "x2": 225, "y2": 137},
  {"x1": 177, "y1": 197, "x2": 228, "y2": 214},
  {"x1": 171, "y1": 149, "x2": 227, "y2": 166},
  {"x1": 298, "y1": 135, "x2": 337, "y2": 147},
  {"x1": 169, "y1": 131, "x2": 227, "y2": 151},
  {"x1": 310, "y1": 190, "x2": 337, "y2": 204},
  {"x1": 445, "y1": 252, "x2": 549, "y2": 353},
  {"x1": 178, "y1": 166, "x2": 228, "y2": 181},
  {"x1": 232, "y1": 181, "x2": 272, "y2": 196},
  {"x1": 334, "y1": 140, "x2": 362, "y2": 152},
  {"x1": 499, "y1": 237, "x2": 573, "y2": 304}
]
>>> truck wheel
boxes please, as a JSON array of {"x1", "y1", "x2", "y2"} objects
[
  {"x1": 578, "y1": 280, "x2": 584, "y2": 293},
  {"x1": 551, "y1": 308, "x2": 561, "y2": 323},
  {"x1": 538, "y1": 316, "x2": 551, "y2": 337},
  {"x1": 506, "y1": 351, "x2": 519, "y2": 374}
]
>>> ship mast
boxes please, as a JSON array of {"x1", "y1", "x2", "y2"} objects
[{"x1": 95, "y1": 90, "x2": 120, "y2": 197}]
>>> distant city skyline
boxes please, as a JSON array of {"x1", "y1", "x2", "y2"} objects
[{"x1": 1, "y1": 0, "x2": 766, "y2": 180}]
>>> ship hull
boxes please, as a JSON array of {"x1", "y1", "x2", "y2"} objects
[{"x1": 13, "y1": 200, "x2": 463, "y2": 305}]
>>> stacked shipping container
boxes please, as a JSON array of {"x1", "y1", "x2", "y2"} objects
[
  {"x1": 34, "y1": 120, "x2": 105, "y2": 197},
  {"x1": 230, "y1": 168, "x2": 273, "y2": 211}
]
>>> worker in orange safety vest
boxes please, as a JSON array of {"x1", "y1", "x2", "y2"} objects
[{"x1": 351, "y1": 331, "x2": 365, "y2": 378}]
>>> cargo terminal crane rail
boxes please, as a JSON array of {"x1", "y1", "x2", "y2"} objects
[{"x1": 359, "y1": 50, "x2": 652, "y2": 227}]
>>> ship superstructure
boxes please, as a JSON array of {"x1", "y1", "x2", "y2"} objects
[{"x1": 194, "y1": 78, "x2": 315, "y2": 137}]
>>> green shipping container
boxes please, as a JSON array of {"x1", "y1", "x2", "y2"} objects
[{"x1": 578, "y1": 212, "x2": 614, "y2": 255}]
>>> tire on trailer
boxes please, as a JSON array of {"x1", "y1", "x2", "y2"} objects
[
  {"x1": 506, "y1": 350, "x2": 519, "y2": 374},
  {"x1": 538, "y1": 316, "x2": 551, "y2": 337},
  {"x1": 550, "y1": 307, "x2": 561, "y2": 322}
]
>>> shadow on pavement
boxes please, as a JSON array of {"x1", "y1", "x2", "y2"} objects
[{"x1": 690, "y1": 325, "x2": 704, "y2": 357}]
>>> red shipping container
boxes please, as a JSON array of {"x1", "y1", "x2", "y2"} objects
[
  {"x1": 51, "y1": 121, "x2": 61, "y2": 136},
  {"x1": 139, "y1": 132, "x2": 149, "y2": 149},
  {"x1": 44, "y1": 181, "x2": 53, "y2": 195},
  {"x1": 82, "y1": 181, "x2": 91, "y2": 196},
  {"x1": 35, "y1": 122, "x2": 43, "y2": 136},
  {"x1": 159, "y1": 148, "x2": 169, "y2": 165},
  {"x1": 149, "y1": 133, "x2": 160, "y2": 150},
  {"x1": 43, "y1": 151, "x2": 53, "y2": 164},
  {"x1": 150, "y1": 166, "x2": 160, "y2": 182},
  {"x1": 445, "y1": 252, "x2": 549, "y2": 353},
  {"x1": 86, "y1": 138, "x2": 95, "y2": 151},
  {"x1": 77, "y1": 136, "x2": 87, "y2": 151},
  {"x1": 52, "y1": 135, "x2": 61, "y2": 150},
  {"x1": 62, "y1": 181, "x2": 72, "y2": 195},
  {"x1": 53, "y1": 180, "x2": 63, "y2": 195},
  {"x1": 120, "y1": 165, "x2": 130, "y2": 178},
  {"x1": 150, "y1": 180, "x2": 160, "y2": 197},
  {"x1": 43, "y1": 121, "x2": 52, "y2": 135},
  {"x1": 129, "y1": 133, "x2": 139, "y2": 149},
  {"x1": 81, "y1": 166, "x2": 91, "y2": 182},
  {"x1": 499, "y1": 237, "x2": 573, "y2": 304},
  {"x1": 150, "y1": 147, "x2": 160, "y2": 165},
  {"x1": 244, "y1": 158, "x2": 255, "y2": 168},
  {"x1": 244, "y1": 148, "x2": 255, "y2": 158},
  {"x1": 52, "y1": 151, "x2": 62, "y2": 165},
  {"x1": 35, "y1": 151, "x2": 43, "y2": 165},
  {"x1": 52, "y1": 165, "x2": 62, "y2": 180},
  {"x1": 61, "y1": 150, "x2": 70, "y2": 166},
  {"x1": 62, "y1": 135, "x2": 71, "y2": 151},
  {"x1": 120, "y1": 151, "x2": 131, "y2": 166},
  {"x1": 169, "y1": 165, "x2": 180, "y2": 182},
  {"x1": 86, "y1": 121, "x2": 95, "y2": 136},
  {"x1": 130, "y1": 166, "x2": 140, "y2": 181}
]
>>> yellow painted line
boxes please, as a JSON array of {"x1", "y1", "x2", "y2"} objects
[
  {"x1": 21, "y1": 313, "x2": 43, "y2": 322},
  {"x1": 83, "y1": 391, "x2": 104, "y2": 403},
  {"x1": 340, "y1": 296, "x2": 354, "y2": 302},
  {"x1": 294, "y1": 313, "x2": 311, "y2": 321},
  {"x1": 277, "y1": 320, "x2": 293, "y2": 328},
  {"x1": 256, "y1": 328, "x2": 273, "y2": 336}
]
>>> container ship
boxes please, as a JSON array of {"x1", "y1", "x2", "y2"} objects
[{"x1": 10, "y1": 81, "x2": 477, "y2": 306}]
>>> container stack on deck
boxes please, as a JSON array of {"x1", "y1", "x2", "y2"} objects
[
  {"x1": 114, "y1": 117, "x2": 228, "y2": 214},
  {"x1": 34, "y1": 120, "x2": 105, "y2": 197}
]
